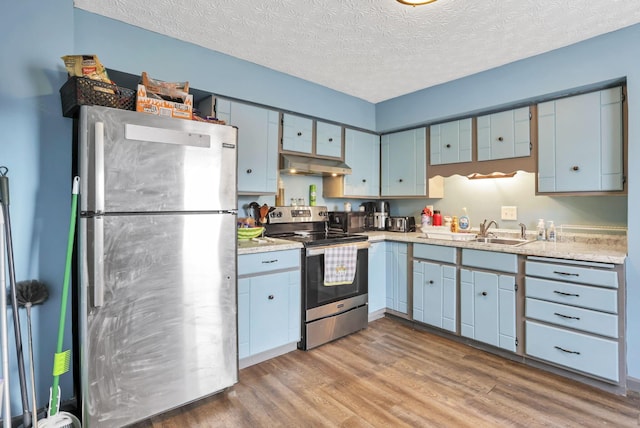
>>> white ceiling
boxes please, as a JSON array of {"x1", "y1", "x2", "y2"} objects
[{"x1": 75, "y1": 0, "x2": 640, "y2": 103}]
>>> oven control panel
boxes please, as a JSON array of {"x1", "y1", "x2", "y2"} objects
[{"x1": 269, "y1": 206, "x2": 328, "y2": 223}]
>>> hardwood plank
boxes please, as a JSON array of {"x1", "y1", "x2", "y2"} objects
[{"x1": 135, "y1": 317, "x2": 640, "y2": 427}]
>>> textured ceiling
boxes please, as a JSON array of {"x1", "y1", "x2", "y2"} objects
[{"x1": 74, "y1": 0, "x2": 640, "y2": 103}]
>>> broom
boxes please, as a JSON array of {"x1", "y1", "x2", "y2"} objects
[
  {"x1": 39, "y1": 177, "x2": 81, "y2": 428},
  {"x1": 16, "y1": 280, "x2": 49, "y2": 428}
]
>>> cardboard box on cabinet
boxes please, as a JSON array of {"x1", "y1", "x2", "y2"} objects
[{"x1": 135, "y1": 84, "x2": 193, "y2": 120}]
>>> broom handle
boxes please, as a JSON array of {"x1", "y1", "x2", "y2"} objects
[
  {"x1": 0, "y1": 206, "x2": 11, "y2": 428},
  {"x1": 1, "y1": 169, "x2": 32, "y2": 427},
  {"x1": 50, "y1": 176, "x2": 79, "y2": 416}
]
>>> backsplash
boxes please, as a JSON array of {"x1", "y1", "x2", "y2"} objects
[{"x1": 239, "y1": 172, "x2": 627, "y2": 231}]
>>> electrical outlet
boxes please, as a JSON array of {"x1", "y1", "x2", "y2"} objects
[{"x1": 501, "y1": 206, "x2": 517, "y2": 221}]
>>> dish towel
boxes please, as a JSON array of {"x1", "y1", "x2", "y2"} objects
[{"x1": 324, "y1": 245, "x2": 358, "y2": 286}]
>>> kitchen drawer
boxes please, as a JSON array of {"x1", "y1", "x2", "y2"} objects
[
  {"x1": 525, "y1": 298, "x2": 618, "y2": 338},
  {"x1": 413, "y1": 243, "x2": 456, "y2": 264},
  {"x1": 462, "y1": 249, "x2": 517, "y2": 273},
  {"x1": 525, "y1": 277, "x2": 617, "y2": 313},
  {"x1": 525, "y1": 260, "x2": 618, "y2": 289},
  {"x1": 526, "y1": 321, "x2": 619, "y2": 382},
  {"x1": 238, "y1": 249, "x2": 300, "y2": 277}
]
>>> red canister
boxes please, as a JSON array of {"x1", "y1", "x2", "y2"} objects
[{"x1": 432, "y1": 210, "x2": 442, "y2": 226}]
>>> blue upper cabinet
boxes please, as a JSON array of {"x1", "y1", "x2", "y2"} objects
[
  {"x1": 216, "y1": 99, "x2": 279, "y2": 195},
  {"x1": 282, "y1": 114, "x2": 344, "y2": 159},
  {"x1": 477, "y1": 107, "x2": 531, "y2": 161},
  {"x1": 430, "y1": 118, "x2": 472, "y2": 165},
  {"x1": 343, "y1": 129, "x2": 379, "y2": 197},
  {"x1": 381, "y1": 128, "x2": 427, "y2": 196},
  {"x1": 537, "y1": 87, "x2": 624, "y2": 193},
  {"x1": 316, "y1": 121, "x2": 343, "y2": 158},
  {"x1": 282, "y1": 113, "x2": 314, "y2": 154}
]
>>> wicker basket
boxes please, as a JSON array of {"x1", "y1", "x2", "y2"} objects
[{"x1": 60, "y1": 76, "x2": 135, "y2": 118}]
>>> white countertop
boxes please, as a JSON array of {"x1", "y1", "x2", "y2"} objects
[
  {"x1": 238, "y1": 230, "x2": 627, "y2": 265},
  {"x1": 363, "y1": 231, "x2": 627, "y2": 265},
  {"x1": 237, "y1": 237, "x2": 303, "y2": 255}
]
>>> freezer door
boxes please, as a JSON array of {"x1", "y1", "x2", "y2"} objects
[
  {"x1": 78, "y1": 105, "x2": 237, "y2": 213},
  {"x1": 79, "y1": 212, "x2": 238, "y2": 428}
]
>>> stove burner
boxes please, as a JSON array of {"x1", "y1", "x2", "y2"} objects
[{"x1": 263, "y1": 205, "x2": 368, "y2": 247}]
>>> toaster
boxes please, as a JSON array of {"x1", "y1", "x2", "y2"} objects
[{"x1": 386, "y1": 216, "x2": 416, "y2": 233}]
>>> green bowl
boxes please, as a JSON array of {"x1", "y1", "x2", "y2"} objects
[{"x1": 237, "y1": 227, "x2": 264, "y2": 240}]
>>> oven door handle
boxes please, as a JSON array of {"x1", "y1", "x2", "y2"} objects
[{"x1": 306, "y1": 240, "x2": 370, "y2": 256}]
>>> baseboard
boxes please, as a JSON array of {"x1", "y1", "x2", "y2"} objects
[
  {"x1": 627, "y1": 376, "x2": 640, "y2": 393},
  {"x1": 368, "y1": 308, "x2": 386, "y2": 322},
  {"x1": 239, "y1": 342, "x2": 298, "y2": 370}
]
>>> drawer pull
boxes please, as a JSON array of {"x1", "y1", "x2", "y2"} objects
[
  {"x1": 553, "y1": 270, "x2": 579, "y2": 277},
  {"x1": 554, "y1": 345, "x2": 581, "y2": 355},
  {"x1": 268, "y1": 294, "x2": 274, "y2": 300},
  {"x1": 428, "y1": 280, "x2": 434, "y2": 285},
  {"x1": 261, "y1": 259, "x2": 278, "y2": 264},
  {"x1": 481, "y1": 291, "x2": 488, "y2": 296},
  {"x1": 554, "y1": 312, "x2": 580, "y2": 320},
  {"x1": 553, "y1": 290, "x2": 580, "y2": 297}
]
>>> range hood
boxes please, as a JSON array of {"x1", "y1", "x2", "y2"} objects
[{"x1": 280, "y1": 154, "x2": 352, "y2": 176}]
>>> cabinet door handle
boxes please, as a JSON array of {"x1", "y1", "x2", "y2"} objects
[
  {"x1": 445, "y1": 144, "x2": 451, "y2": 148},
  {"x1": 428, "y1": 280, "x2": 434, "y2": 285},
  {"x1": 554, "y1": 312, "x2": 580, "y2": 320},
  {"x1": 362, "y1": 179, "x2": 366, "y2": 183},
  {"x1": 398, "y1": 178, "x2": 403, "y2": 183},
  {"x1": 554, "y1": 345, "x2": 580, "y2": 355},
  {"x1": 553, "y1": 290, "x2": 580, "y2": 297},
  {"x1": 328, "y1": 138, "x2": 333, "y2": 142},
  {"x1": 481, "y1": 291, "x2": 488, "y2": 296},
  {"x1": 261, "y1": 259, "x2": 278, "y2": 264},
  {"x1": 297, "y1": 132, "x2": 302, "y2": 136},
  {"x1": 553, "y1": 270, "x2": 579, "y2": 277},
  {"x1": 246, "y1": 168, "x2": 252, "y2": 174},
  {"x1": 497, "y1": 136, "x2": 504, "y2": 142},
  {"x1": 268, "y1": 294, "x2": 275, "y2": 300},
  {"x1": 571, "y1": 165, "x2": 580, "y2": 171}
]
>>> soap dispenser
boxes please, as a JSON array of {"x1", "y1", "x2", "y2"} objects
[
  {"x1": 536, "y1": 219, "x2": 546, "y2": 241},
  {"x1": 547, "y1": 221, "x2": 556, "y2": 242}
]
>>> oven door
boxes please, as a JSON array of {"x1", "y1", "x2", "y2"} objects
[{"x1": 304, "y1": 241, "x2": 369, "y2": 311}]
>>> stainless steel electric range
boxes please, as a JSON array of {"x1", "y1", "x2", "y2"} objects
[{"x1": 264, "y1": 206, "x2": 369, "y2": 350}]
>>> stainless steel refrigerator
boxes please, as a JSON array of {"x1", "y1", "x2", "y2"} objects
[{"x1": 77, "y1": 105, "x2": 238, "y2": 427}]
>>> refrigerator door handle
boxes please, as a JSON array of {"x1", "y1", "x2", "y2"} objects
[
  {"x1": 93, "y1": 216, "x2": 105, "y2": 307},
  {"x1": 94, "y1": 122, "x2": 105, "y2": 213}
]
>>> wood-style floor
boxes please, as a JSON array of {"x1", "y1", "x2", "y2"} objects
[{"x1": 136, "y1": 317, "x2": 640, "y2": 427}]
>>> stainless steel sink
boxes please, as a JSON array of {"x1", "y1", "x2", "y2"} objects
[{"x1": 474, "y1": 237, "x2": 533, "y2": 246}]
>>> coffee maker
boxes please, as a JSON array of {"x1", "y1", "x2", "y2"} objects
[
  {"x1": 359, "y1": 202, "x2": 377, "y2": 230},
  {"x1": 374, "y1": 200, "x2": 390, "y2": 230}
]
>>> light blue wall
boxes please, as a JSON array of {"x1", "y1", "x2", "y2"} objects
[
  {"x1": 2, "y1": 2, "x2": 639, "y2": 421},
  {"x1": 1, "y1": 4, "x2": 376, "y2": 420},
  {"x1": 1, "y1": 0, "x2": 75, "y2": 419},
  {"x1": 73, "y1": 10, "x2": 376, "y2": 131},
  {"x1": 377, "y1": 24, "x2": 640, "y2": 381}
]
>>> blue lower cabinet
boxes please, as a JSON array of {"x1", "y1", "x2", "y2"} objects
[
  {"x1": 238, "y1": 250, "x2": 301, "y2": 361},
  {"x1": 368, "y1": 242, "x2": 386, "y2": 314},
  {"x1": 460, "y1": 268, "x2": 516, "y2": 352},
  {"x1": 385, "y1": 242, "x2": 408, "y2": 315},
  {"x1": 413, "y1": 260, "x2": 457, "y2": 332}
]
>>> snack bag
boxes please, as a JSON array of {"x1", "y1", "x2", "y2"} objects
[
  {"x1": 141, "y1": 72, "x2": 190, "y2": 103},
  {"x1": 61, "y1": 54, "x2": 112, "y2": 84}
]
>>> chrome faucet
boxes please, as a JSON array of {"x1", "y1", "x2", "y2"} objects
[
  {"x1": 479, "y1": 219, "x2": 498, "y2": 237},
  {"x1": 519, "y1": 222, "x2": 527, "y2": 240}
]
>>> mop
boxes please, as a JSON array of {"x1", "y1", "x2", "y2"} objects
[
  {"x1": 16, "y1": 280, "x2": 49, "y2": 428},
  {"x1": 39, "y1": 177, "x2": 81, "y2": 428},
  {"x1": 0, "y1": 166, "x2": 31, "y2": 428}
]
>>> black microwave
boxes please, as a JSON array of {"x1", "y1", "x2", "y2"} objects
[{"x1": 328, "y1": 211, "x2": 370, "y2": 233}]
